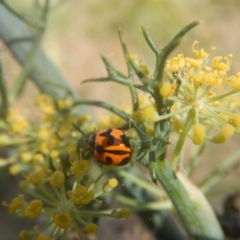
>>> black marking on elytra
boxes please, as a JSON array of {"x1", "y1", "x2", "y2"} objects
[
  {"x1": 95, "y1": 145, "x2": 105, "y2": 154},
  {"x1": 100, "y1": 129, "x2": 131, "y2": 147},
  {"x1": 105, "y1": 156, "x2": 113, "y2": 164},
  {"x1": 95, "y1": 145, "x2": 131, "y2": 155},
  {"x1": 104, "y1": 156, "x2": 130, "y2": 166},
  {"x1": 118, "y1": 157, "x2": 131, "y2": 166},
  {"x1": 100, "y1": 129, "x2": 115, "y2": 145},
  {"x1": 120, "y1": 134, "x2": 131, "y2": 147}
]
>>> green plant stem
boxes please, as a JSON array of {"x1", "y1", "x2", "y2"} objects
[
  {"x1": 9, "y1": 1, "x2": 49, "y2": 101},
  {"x1": 72, "y1": 220, "x2": 86, "y2": 240},
  {"x1": 156, "y1": 160, "x2": 224, "y2": 240},
  {"x1": 171, "y1": 109, "x2": 195, "y2": 168},
  {"x1": 72, "y1": 100, "x2": 129, "y2": 121},
  {"x1": 187, "y1": 144, "x2": 206, "y2": 177},
  {"x1": 116, "y1": 168, "x2": 166, "y2": 197},
  {"x1": 115, "y1": 194, "x2": 172, "y2": 211},
  {"x1": 152, "y1": 21, "x2": 199, "y2": 114},
  {"x1": 0, "y1": 1, "x2": 44, "y2": 29},
  {"x1": 0, "y1": 5, "x2": 84, "y2": 105},
  {"x1": 10, "y1": 31, "x2": 44, "y2": 100},
  {"x1": 75, "y1": 210, "x2": 112, "y2": 218},
  {"x1": 0, "y1": 57, "x2": 8, "y2": 118},
  {"x1": 89, "y1": 166, "x2": 111, "y2": 192},
  {"x1": 118, "y1": 28, "x2": 139, "y2": 112}
]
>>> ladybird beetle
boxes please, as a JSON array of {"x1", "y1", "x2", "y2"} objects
[{"x1": 86, "y1": 128, "x2": 132, "y2": 166}]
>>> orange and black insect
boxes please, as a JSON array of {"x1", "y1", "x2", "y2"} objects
[{"x1": 86, "y1": 128, "x2": 132, "y2": 166}]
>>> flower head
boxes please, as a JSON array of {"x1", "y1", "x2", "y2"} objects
[
  {"x1": 7, "y1": 109, "x2": 29, "y2": 134},
  {"x1": 26, "y1": 166, "x2": 46, "y2": 186},
  {"x1": 3, "y1": 195, "x2": 25, "y2": 215},
  {"x1": 54, "y1": 212, "x2": 72, "y2": 229},
  {"x1": 131, "y1": 42, "x2": 240, "y2": 152},
  {"x1": 35, "y1": 94, "x2": 56, "y2": 115},
  {"x1": 24, "y1": 200, "x2": 43, "y2": 218},
  {"x1": 48, "y1": 170, "x2": 65, "y2": 188},
  {"x1": 68, "y1": 184, "x2": 94, "y2": 206},
  {"x1": 69, "y1": 160, "x2": 90, "y2": 177}
]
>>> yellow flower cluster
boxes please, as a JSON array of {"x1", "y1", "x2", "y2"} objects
[
  {"x1": 3, "y1": 195, "x2": 42, "y2": 219},
  {"x1": 7, "y1": 108, "x2": 29, "y2": 134},
  {"x1": 4, "y1": 154, "x2": 129, "y2": 239},
  {"x1": 1, "y1": 93, "x2": 132, "y2": 239},
  {"x1": 0, "y1": 94, "x2": 95, "y2": 175},
  {"x1": 132, "y1": 42, "x2": 240, "y2": 145}
]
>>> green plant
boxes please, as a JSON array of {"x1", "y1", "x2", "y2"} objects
[{"x1": 1, "y1": 1, "x2": 240, "y2": 240}]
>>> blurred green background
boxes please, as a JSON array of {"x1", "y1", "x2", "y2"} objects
[
  {"x1": 4, "y1": 0, "x2": 240, "y2": 98},
  {"x1": 1, "y1": 0, "x2": 240, "y2": 239}
]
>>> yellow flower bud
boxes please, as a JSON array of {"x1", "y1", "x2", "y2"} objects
[
  {"x1": 212, "y1": 134, "x2": 226, "y2": 144},
  {"x1": 84, "y1": 223, "x2": 98, "y2": 234},
  {"x1": 20, "y1": 152, "x2": 32, "y2": 163},
  {"x1": 111, "y1": 208, "x2": 130, "y2": 219},
  {"x1": 38, "y1": 126, "x2": 51, "y2": 140},
  {"x1": 146, "y1": 125, "x2": 155, "y2": 136},
  {"x1": 232, "y1": 114, "x2": 240, "y2": 127},
  {"x1": 103, "y1": 178, "x2": 118, "y2": 193},
  {"x1": 221, "y1": 124, "x2": 235, "y2": 138},
  {"x1": 57, "y1": 98, "x2": 73, "y2": 109},
  {"x1": 142, "y1": 104, "x2": 160, "y2": 122},
  {"x1": 159, "y1": 83, "x2": 172, "y2": 98},
  {"x1": 192, "y1": 124, "x2": 205, "y2": 145},
  {"x1": 49, "y1": 150, "x2": 59, "y2": 159},
  {"x1": 0, "y1": 134, "x2": 11, "y2": 145},
  {"x1": 78, "y1": 115, "x2": 92, "y2": 124},
  {"x1": 33, "y1": 153, "x2": 44, "y2": 163},
  {"x1": 9, "y1": 164, "x2": 23, "y2": 175}
]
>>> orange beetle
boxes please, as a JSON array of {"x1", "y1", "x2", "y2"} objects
[{"x1": 86, "y1": 128, "x2": 132, "y2": 166}]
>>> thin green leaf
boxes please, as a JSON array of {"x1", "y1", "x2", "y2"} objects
[
  {"x1": 0, "y1": 55, "x2": 8, "y2": 117},
  {"x1": 72, "y1": 100, "x2": 130, "y2": 122},
  {"x1": 141, "y1": 25, "x2": 161, "y2": 56}
]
